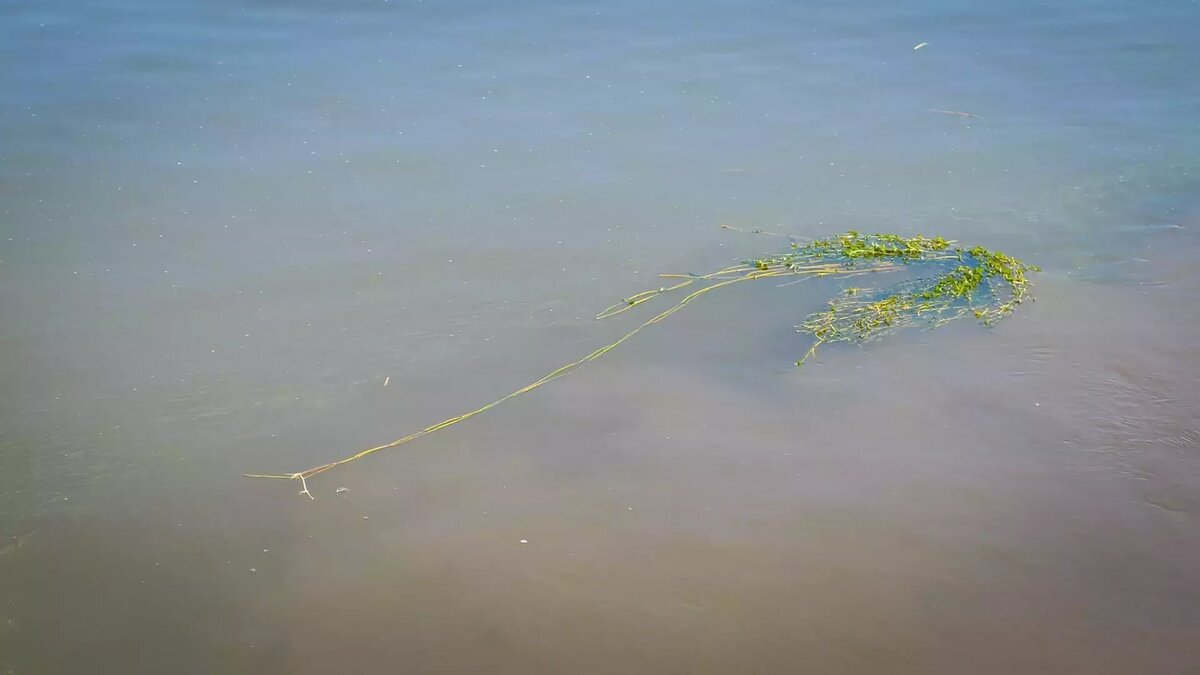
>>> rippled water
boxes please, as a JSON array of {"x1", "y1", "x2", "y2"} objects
[{"x1": 2, "y1": 0, "x2": 1198, "y2": 672}]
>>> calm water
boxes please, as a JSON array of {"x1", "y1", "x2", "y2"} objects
[{"x1": 2, "y1": 0, "x2": 1199, "y2": 672}]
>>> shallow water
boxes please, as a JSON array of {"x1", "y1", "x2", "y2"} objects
[{"x1": 2, "y1": 0, "x2": 1198, "y2": 672}]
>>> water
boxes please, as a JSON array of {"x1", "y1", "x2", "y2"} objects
[{"x1": 2, "y1": 0, "x2": 1198, "y2": 672}]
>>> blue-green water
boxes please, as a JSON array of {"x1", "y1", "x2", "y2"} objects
[{"x1": 2, "y1": 1, "x2": 1198, "y2": 672}]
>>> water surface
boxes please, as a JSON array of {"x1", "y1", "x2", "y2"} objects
[{"x1": 2, "y1": 0, "x2": 1198, "y2": 672}]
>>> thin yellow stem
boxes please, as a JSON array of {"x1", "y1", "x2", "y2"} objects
[{"x1": 244, "y1": 259, "x2": 906, "y2": 493}]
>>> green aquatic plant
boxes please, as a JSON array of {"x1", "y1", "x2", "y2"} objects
[
  {"x1": 793, "y1": 236, "x2": 1038, "y2": 364},
  {"x1": 246, "y1": 229, "x2": 1037, "y2": 496}
]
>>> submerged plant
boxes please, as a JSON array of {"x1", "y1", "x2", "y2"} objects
[
  {"x1": 790, "y1": 235, "x2": 1038, "y2": 364},
  {"x1": 246, "y1": 229, "x2": 1037, "y2": 496}
]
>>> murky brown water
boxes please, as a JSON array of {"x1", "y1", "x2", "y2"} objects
[{"x1": 3, "y1": 0, "x2": 1199, "y2": 672}]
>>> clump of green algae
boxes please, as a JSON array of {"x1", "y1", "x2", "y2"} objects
[{"x1": 759, "y1": 232, "x2": 1039, "y2": 364}]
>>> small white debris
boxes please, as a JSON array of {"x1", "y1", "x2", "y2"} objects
[
  {"x1": 362, "y1": 515, "x2": 369, "y2": 520},
  {"x1": 262, "y1": 549, "x2": 269, "y2": 553},
  {"x1": 519, "y1": 539, "x2": 528, "y2": 544},
  {"x1": 383, "y1": 376, "x2": 389, "y2": 387},
  {"x1": 336, "y1": 487, "x2": 348, "y2": 494},
  {"x1": 250, "y1": 568, "x2": 257, "y2": 573},
  {"x1": 913, "y1": 42, "x2": 929, "y2": 50}
]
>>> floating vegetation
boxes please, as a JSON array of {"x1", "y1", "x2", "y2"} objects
[
  {"x1": 791, "y1": 234, "x2": 1037, "y2": 364},
  {"x1": 245, "y1": 229, "x2": 1037, "y2": 496}
]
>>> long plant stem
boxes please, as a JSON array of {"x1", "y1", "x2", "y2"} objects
[
  {"x1": 245, "y1": 229, "x2": 1036, "y2": 496},
  {"x1": 243, "y1": 261, "x2": 895, "y2": 491}
]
